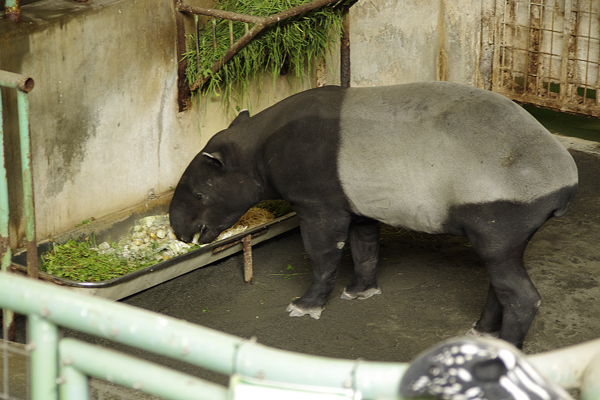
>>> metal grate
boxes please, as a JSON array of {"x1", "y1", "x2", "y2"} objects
[
  {"x1": 493, "y1": 0, "x2": 600, "y2": 117},
  {"x1": 0, "y1": 339, "x2": 29, "y2": 400}
]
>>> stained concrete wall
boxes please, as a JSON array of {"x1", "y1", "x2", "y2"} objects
[
  {"x1": 348, "y1": 0, "x2": 484, "y2": 87},
  {"x1": 0, "y1": 0, "x2": 485, "y2": 245}
]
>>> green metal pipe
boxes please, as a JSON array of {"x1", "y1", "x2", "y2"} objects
[
  {"x1": 0, "y1": 83, "x2": 16, "y2": 343},
  {"x1": 2, "y1": 272, "x2": 600, "y2": 398},
  {"x1": 59, "y1": 338, "x2": 229, "y2": 400},
  {"x1": 0, "y1": 70, "x2": 34, "y2": 92},
  {"x1": 29, "y1": 313, "x2": 59, "y2": 400},
  {"x1": 59, "y1": 363, "x2": 89, "y2": 400},
  {"x1": 0, "y1": 83, "x2": 11, "y2": 269},
  {"x1": 0, "y1": 70, "x2": 37, "y2": 278},
  {"x1": 0, "y1": 272, "x2": 409, "y2": 398},
  {"x1": 1, "y1": 70, "x2": 34, "y2": 341},
  {"x1": 16, "y1": 89, "x2": 38, "y2": 278}
]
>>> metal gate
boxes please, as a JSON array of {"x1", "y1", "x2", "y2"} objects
[{"x1": 492, "y1": 0, "x2": 600, "y2": 117}]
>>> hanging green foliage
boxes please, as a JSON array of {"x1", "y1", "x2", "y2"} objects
[{"x1": 182, "y1": 0, "x2": 350, "y2": 106}]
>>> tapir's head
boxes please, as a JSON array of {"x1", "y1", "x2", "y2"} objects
[{"x1": 169, "y1": 111, "x2": 263, "y2": 243}]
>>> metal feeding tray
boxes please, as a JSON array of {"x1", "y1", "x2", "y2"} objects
[{"x1": 10, "y1": 193, "x2": 299, "y2": 300}]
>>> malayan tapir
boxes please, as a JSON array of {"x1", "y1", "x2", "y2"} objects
[{"x1": 169, "y1": 81, "x2": 578, "y2": 348}]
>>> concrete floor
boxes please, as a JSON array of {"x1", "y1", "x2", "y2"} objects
[
  {"x1": 2, "y1": 137, "x2": 598, "y2": 399},
  {"x1": 62, "y1": 139, "x2": 600, "y2": 396}
]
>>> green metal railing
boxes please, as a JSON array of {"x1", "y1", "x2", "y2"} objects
[
  {"x1": 1, "y1": 70, "x2": 38, "y2": 349},
  {"x1": 0, "y1": 271, "x2": 599, "y2": 399},
  {"x1": 0, "y1": 70, "x2": 38, "y2": 278}
]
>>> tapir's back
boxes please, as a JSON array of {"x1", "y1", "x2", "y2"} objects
[{"x1": 336, "y1": 82, "x2": 578, "y2": 233}]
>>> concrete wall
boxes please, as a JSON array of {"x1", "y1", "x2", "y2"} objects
[
  {"x1": 348, "y1": 0, "x2": 484, "y2": 87},
  {"x1": 1, "y1": 0, "x2": 485, "y2": 246}
]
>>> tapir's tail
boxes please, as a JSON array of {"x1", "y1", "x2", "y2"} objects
[{"x1": 552, "y1": 184, "x2": 578, "y2": 218}]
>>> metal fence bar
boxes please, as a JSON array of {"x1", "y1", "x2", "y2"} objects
[
  {"x1": 58, "y1": 362, "x2": 88, "y2": 400},
  {"x1": 59, "y1": 339, "x2": 229, "y2": 400},
  {"x1": 15, "y1": 91, "x2": 38, "y2": 279},
  {"x1": 0, "y1": 272, "x2": 599, "y2": 398},
  {"x1": 0, "y1": 272, "x2": 408, "y2": 398},
  {"x1": 28, "y1": 314, "x2": 59, "y2": 400},
  {"x1": 0, "y1": 70, "x2": 38, "y2": 279},
  {"x1": 492, "y1": 0, "x2": 600, "y2": 116}
]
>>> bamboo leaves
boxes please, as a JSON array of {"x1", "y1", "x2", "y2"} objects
[{"x1": 182, "y1": 0, "x2": 349, "y2": 106}]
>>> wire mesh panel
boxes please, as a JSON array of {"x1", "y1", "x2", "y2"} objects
[
  {"x1": 0, "y1": 338, "x2": 28, "y2": 400},
  {"x1": 493, "y1": 0, "x2": 600, "y2": 117}
]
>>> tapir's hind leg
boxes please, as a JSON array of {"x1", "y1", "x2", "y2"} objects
[
  {"x1": 475, "y1": 250, "x2": 541, "y2": 349},
  {"x1": 342, "y1": 217, "x2": 382, "y2": 300},
  {"x1": 287, "y1": 211, "x2": 351, "y2": 319},
  {"x1": 463, "y1": 219, "x2": 542, "y2": 349}
]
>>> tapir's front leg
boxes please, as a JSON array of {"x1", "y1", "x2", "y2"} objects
[{"x1": 287, "y1": 211, "x2": 351, "y2": 319}]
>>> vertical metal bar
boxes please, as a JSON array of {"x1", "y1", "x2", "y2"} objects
[
  {"x1": 582, "y1": 0, "x2": 593, "y2": 102},
  {"x1": 29, "y1": 313, "x2": 59, "y2": 400},
  {"x1": 1, "y1": 81, "x2": 16, "y2": 343},
  {"x1": 3, "y1": 0, "x2": 20, "y2": 22},
  {"x1": 491, "y1": 0, "x2": 505, "y2": 90},
  {"x1": 511, "y1": 0, "x2": 518, "y2": 90},
  {"x1": 16, "y1": 89, "x2": 38, "y2": 279},
  {"x1": 195, "y1": 15, "x2": 201, "y2": 75},
  {"x1": 534, "y1": 0, "x2": 544, "y2": 96},
  {"x1": 340, "y1": 5, "x2": 351, "y2": 87},
  {"x1": 0, "y1": 92, "x2": 16, "y2": 338},
  {"x1": 560, "y1": 0, "x2": 573, "y2": 101},
  {"x1": 58, "y1": 363, "x2": 89, "y2": 400},
  {"x1": 60, "y1": 339, "x2": 228, "y2": 400},
  {"x1": 174, "y1": 0, "x2": 191, "y2": 112},
  {"x1": 547, "y1": 0, "x2": 557, "y2": 97}
]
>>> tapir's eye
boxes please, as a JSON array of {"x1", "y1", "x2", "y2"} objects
[{"x1": 196, "y1": 193, "x2": 203, "y2": 201}]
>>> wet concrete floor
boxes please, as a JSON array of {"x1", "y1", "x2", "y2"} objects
[{"x1": 61, "y1": 140, "x2": 600, "y2": 396}]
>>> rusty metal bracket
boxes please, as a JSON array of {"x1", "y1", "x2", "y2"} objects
[{"x1": 212, "y1": 229, "x2": 267, "y2": 285}]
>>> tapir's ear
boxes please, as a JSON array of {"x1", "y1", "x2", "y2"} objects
[
  {"x1": 202, "y1": 151, "x2": 224, "y2": 169},
  {"x1": 228, "y1": 109, "x2": 250, "y2": 128}
]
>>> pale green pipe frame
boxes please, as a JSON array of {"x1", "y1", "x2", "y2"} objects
[
  {"x1": 59, "y1": 362, "x2": 88, "y2": 400},
  {"x1": 29, "y1": 313, "x2": 59, "y2": 400},
  {"x1": 0, "y1": 100, "x2": 14, "y2": 349},
  {"x1": 16, "y1": 89, "x2": 38, "y2": 277},
  {"x1": 0, "y1": 80, "x2": 11, "y2": 270},
  {"x1": 59, "y1": 338, "x2": 229, "y2": 400},
  {"x1": 16, "y1": 90, "x2": 35, "y2": 244},
  {"x1": 0, "y1": 272, "x2": 408, "y2": 398},
  {"x1": 528, "y1": 339, "x2": 600, "y2": 400},
  {"x1": 0, "y1": 70, "x2": 33, "y2": 340},
  {"x1": 0, "y1": 70, "x2": 37, "y2": 277},
  {"x1": 1, "y1": 272, "x2": 600, "y2": 398}
]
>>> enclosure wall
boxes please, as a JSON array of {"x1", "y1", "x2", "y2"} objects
[{"x1": 1, "y1": 0, "x2": 486, "y2": 245}]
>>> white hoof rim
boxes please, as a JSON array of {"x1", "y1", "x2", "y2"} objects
[
  {"x1": 341, "y1": 287, "x2": 382, "y2": 300},
  {"x1": 465, "y1": 327, "x2": 500, "y2": 338},
  {"x1": 286, "y1": 303, "x2": 323, "y2": 320}
]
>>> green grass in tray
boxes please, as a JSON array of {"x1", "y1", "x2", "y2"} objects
[
  {"x1": 42, "y1": 239, "x2": 154, "y2": 282},
  {"x1": 41, "y1": 200, "x2": 295, "y2": 282}
]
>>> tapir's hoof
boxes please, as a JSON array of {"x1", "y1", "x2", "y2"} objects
[
  {"x1": 286, "y1": 303, "x2": 323, "y2": 320},
  {"x1": 341, "y1": 286, "x2": 382, "y2": 300},
  {"x1": 465, "y1": 327, "x2": 500, "y2": 339}
]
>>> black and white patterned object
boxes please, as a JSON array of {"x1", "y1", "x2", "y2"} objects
[{"x1": 399, "y1": 337, "x2": 573, "y2": 400}]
